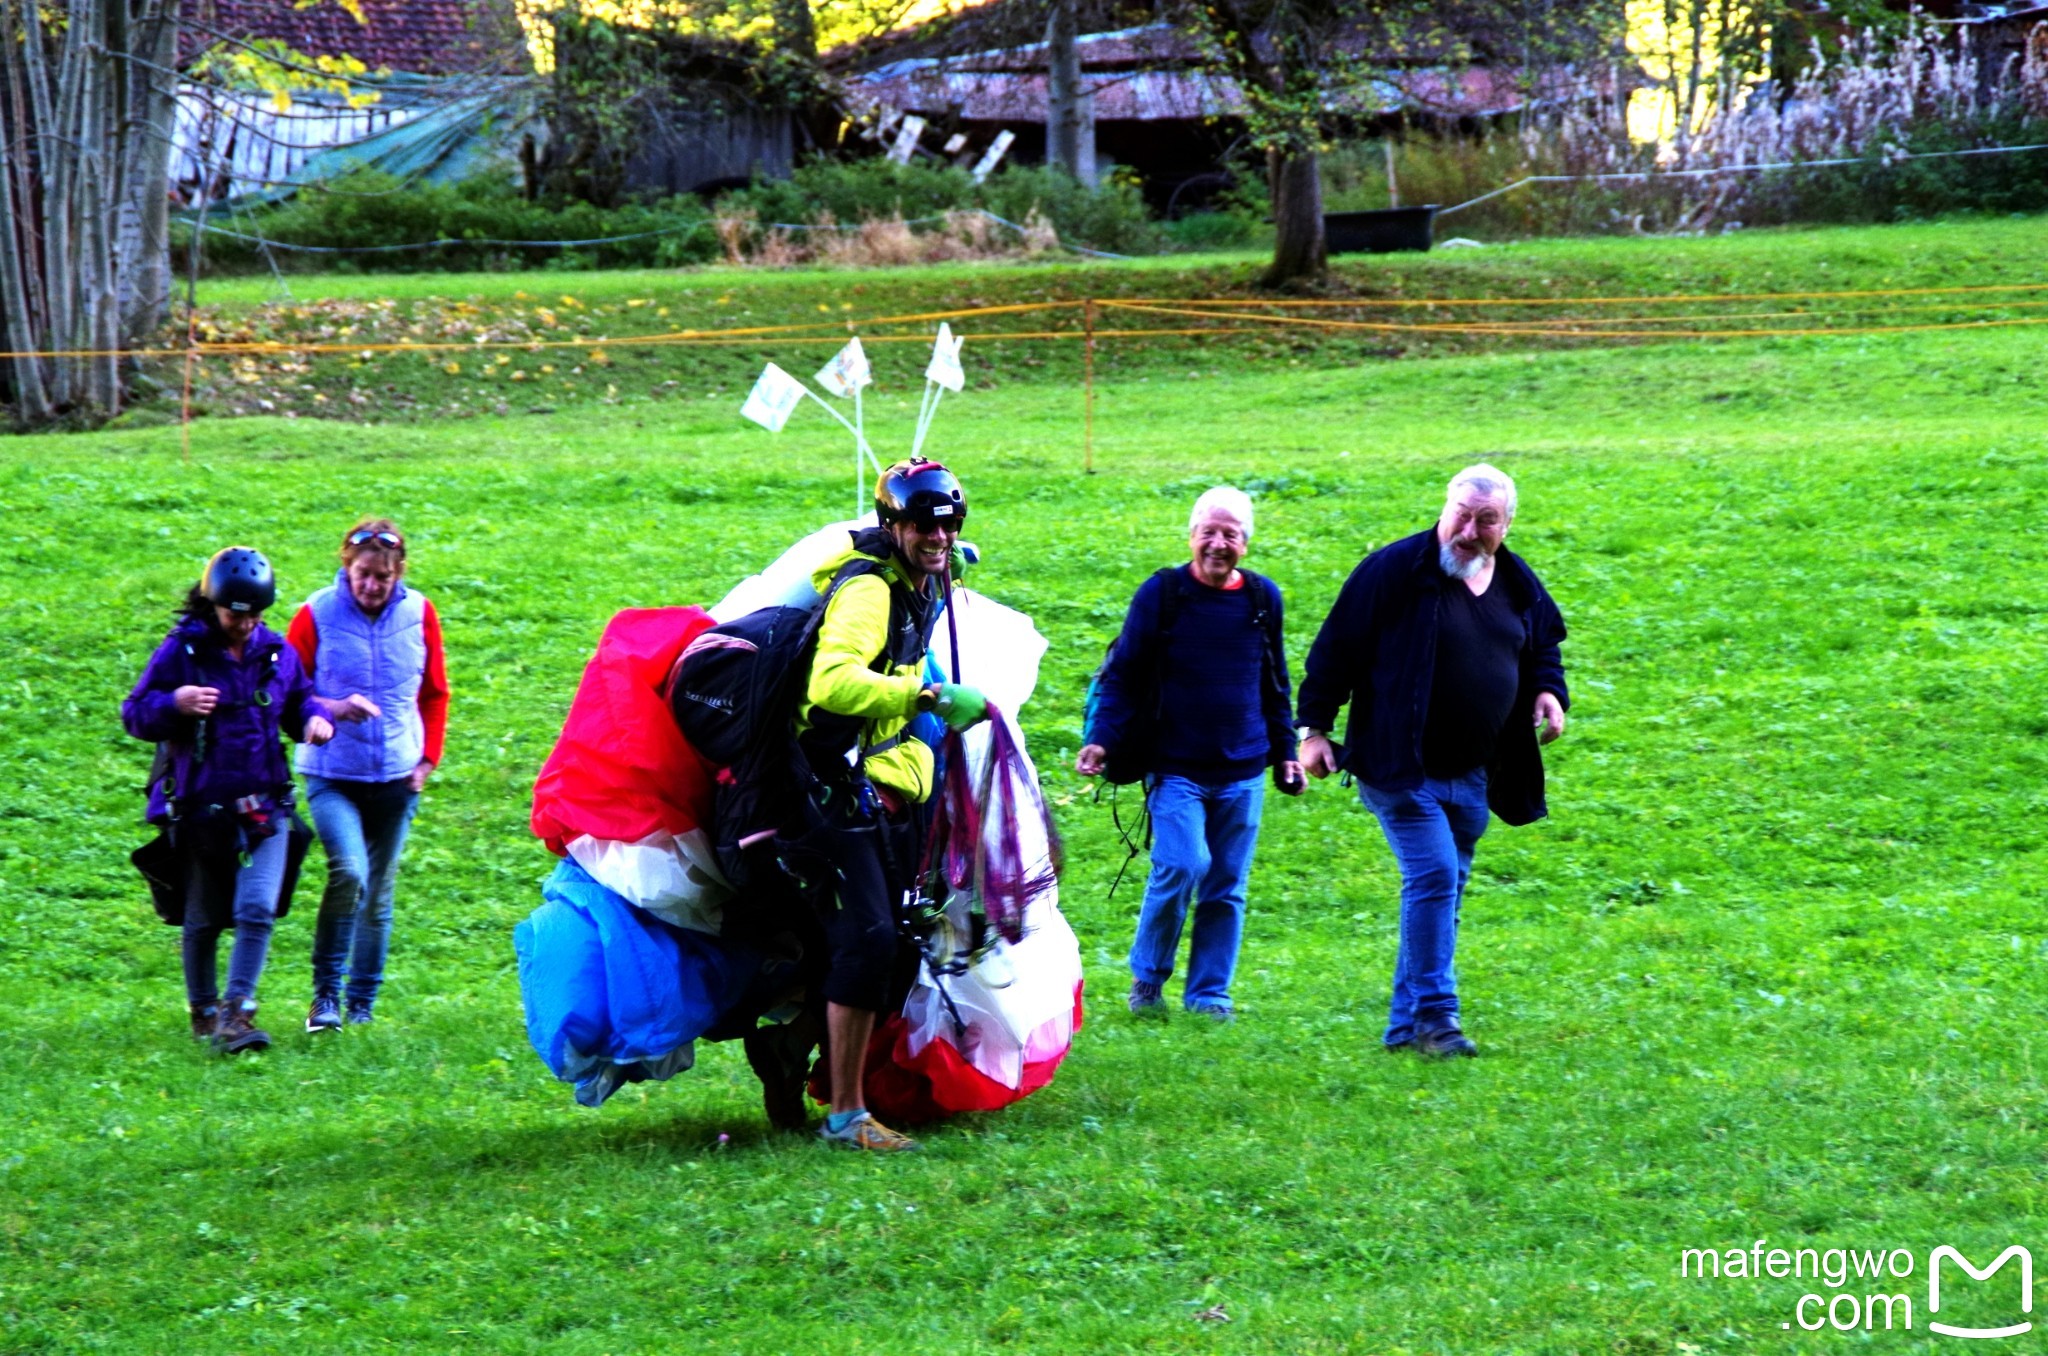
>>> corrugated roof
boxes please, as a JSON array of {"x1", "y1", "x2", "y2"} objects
[
  {"x1": 181, "y1": 0, "x2": 528, "y2": 77},
  {"x1": 855, "y1": 45, "x2": 1611, "y2": 123}
]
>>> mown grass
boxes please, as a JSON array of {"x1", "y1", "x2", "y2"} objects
[
  {"x1": 128, "y1": 212, "x2": 2048, "y2": 430},
  {"x1": 4, "y1": 227, "x2": 2048, "y2": 1353}
]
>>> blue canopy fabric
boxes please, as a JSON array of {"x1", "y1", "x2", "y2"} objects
[{"x1": 515, "y1": 859, "x2": 764, "y2": 1108}]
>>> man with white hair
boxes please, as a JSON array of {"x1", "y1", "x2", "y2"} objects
[
  {"x1": 1297, "y1": 465, "x2": 1568, "y2": 1058},
  {"x1": 1077, "y1": 487, "x2": 1302, "y2": 1020}
]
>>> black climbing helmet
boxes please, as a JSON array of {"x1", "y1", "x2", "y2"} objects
[
  {"x1": 200, "y1": 547, "x2": 276, "y2": 614},
  {"x1": 876, "y1": 457, "x2": 966, "y2": 529}
]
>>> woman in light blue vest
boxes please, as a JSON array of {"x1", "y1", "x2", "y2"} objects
[{"x1": 286, "y1": 519, "x2": 449, "y2": 1031}]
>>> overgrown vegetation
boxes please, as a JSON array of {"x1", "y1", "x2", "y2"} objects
[
  {"x1": 1306, "y1": 17, "x2": 2048, "y2": 238},
  {"x1": 182, "y1": 160, "x2": 1164, "y2": 276}
]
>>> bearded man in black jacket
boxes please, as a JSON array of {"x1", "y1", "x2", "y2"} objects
[{"x1": 1297, "y1": 465, "x2": 1569, "y2": 1059}]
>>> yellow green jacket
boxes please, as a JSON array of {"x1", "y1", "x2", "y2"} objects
[{"x1": 797, "y1": 536, "x2": 936, "y2": 802}]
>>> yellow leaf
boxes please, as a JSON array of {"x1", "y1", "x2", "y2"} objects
[
  {"x1": 443, "y1": 362, "x2": 461, "y2": 375},
  {"x1": 560, "y1": 295, "x2": 582, "y2": 309},
  {"x1": 626, "y1": 299, "x2": 647, "y2": 308},
  {"x1": 539, "y1": 364, "x2": 555, "y2": 374},
  {"x1": 589, "y1": 349, "x2": 610, "y2": 365}
]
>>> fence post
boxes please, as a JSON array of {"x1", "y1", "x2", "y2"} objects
[{"x1": 1082, "y1": 297, "x2": 1096, "y2": 475}]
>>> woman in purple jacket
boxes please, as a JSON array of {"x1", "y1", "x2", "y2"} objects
[{"x1": 123, "y1": 548, "x2": 374, "y2": 1054}]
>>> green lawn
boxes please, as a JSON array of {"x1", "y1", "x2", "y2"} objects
[
  {"x1": 4, "y1": 221, "x2": 2048, "y2": 1353},
  {"x1": 135, "y1": 212, "x2": 2048, "y2": 430}
]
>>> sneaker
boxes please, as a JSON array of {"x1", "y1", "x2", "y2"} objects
[
  {"x1": 817, "y1": 1111, "x2": 920, "y2": 1152},
  {"x1": 1188, "y1": 1003, "x2": 1235, "y2": 1023},
  {"x1": 215, "y1": 998, "x2": 271, "y2": 1055},
  {"x1": 344, "y1": 998, "x2": 374, "y2": 1027},
  {"x1": 1383, "y1": 1038, "x2": 1415, "y2": 1054},
  {"x1": 306, "y1": 993, "x2": 342, "y2": 1034},
  {"x1": 1416, "y1": 1027, "x2": 1478, "y2": 1059},
  {"x1": 1127, "y1": 980, "x2": 1166, "y2": 1017},
  {"x1": 743, "y1": 1024, "x2": 815, "y2": 1132},
  {"x1": 189, "y1": 1001, "x2": 221, "y2": 1042}
]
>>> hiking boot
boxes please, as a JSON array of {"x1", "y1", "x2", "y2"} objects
[
  {"x1": 1416, "y1": 1027, "x2": 1478, "y2": 1059},
  {"x1": 344, "y1": 998, "x2": 374, "y2": 1027},
  {"x1": 818, "y1": 1111, "x2": 919, "y2": 1152},
  {"x1": 306, "y1": 993, "x2": 342, "y2": 1034},
  {"x1": 189, "y1": 1001, "x2": 222, "y2": 1042},
  {"x1": 1127, "y1": 980, "x2": 1166, "y2": 1017},
  {"x1": 215, "y1": 998, "x2": 271, "y2": 1055},
  {"x1": 743, "y1": 1024, "x2": 816, "y2": 1132}
]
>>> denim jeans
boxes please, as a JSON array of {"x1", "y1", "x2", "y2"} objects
[
  {"x1": 182, "y1": 826, "x2": 289, "y2": 1007},
  {"x1": 1128, "y1": 771, "x2": 1266, "y2": 1011},
  {"x1": 306, "y1": 773, "x2": 418, "y2": 1007},
  {"x1": 1359, "y1": 769, "x2": 1491, "y2": 1047}
]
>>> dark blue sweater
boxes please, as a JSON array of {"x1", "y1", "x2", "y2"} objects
[{"x1": 1086, "y1": 566, "x2": 1296, "y2": 783}]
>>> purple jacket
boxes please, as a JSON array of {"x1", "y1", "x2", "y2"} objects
[{"x1": 122, "y1": 615, "x2": 325, "y2": 825}]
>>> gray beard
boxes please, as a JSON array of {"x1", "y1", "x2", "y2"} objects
[{"x1": 1439, "y1": 541, "x2": 1488, "y2": 581}]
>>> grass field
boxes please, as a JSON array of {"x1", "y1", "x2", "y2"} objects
[{"x1": 4, "y1": 218, "x2": 2048, "y2": 1353}]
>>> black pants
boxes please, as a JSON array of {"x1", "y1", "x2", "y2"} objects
[{"x1": 816, "y1": 808, "x2": 909, "y2": 1012}]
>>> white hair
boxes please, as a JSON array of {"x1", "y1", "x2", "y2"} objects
[
  {"x1": 1189, "y1": 486, "x2": 1254, "y2": 539},
  {"x1": 1446, "y1": 463, "x2": 1517, "y2": 521}
]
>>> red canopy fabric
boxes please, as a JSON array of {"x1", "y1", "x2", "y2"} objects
[
  {"x1": 531, "y1": 607, "x2": 721, "y2": 855},
  {"x1": 812, "y1": 981, "x2": 1085, "y2": 1124}
]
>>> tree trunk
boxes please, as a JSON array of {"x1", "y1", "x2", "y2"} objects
[
  {"x1": 1044, "y1": 0, "x2": 1096, "y2": 186},
  {"x1": 1263, "y1": 145, "x2": 1326, "y2": 288},
  {"x1": 0, "y1": 0, "x2": 184, "y2": 428},
  {"x1": 772, "y1": 0, "x2": 816, "y2": 62},
  {"x1": 119, "y1": 1, "x2": 180, "y2": 347}
]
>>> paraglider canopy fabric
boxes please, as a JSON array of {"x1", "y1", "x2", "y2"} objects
[{"x1": 531, "y1": 607, "x2": 721, "y2": 855}]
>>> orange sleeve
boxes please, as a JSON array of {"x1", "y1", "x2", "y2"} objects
[
  {"x1": 286, "y1": 605, "x2": 319, "y2": 677},
  {"x1": 419, "y1": 599, "x2": 449, "y2": 767}
]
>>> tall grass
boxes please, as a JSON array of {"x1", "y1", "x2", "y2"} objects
[{"x1": 1324, "y1": 18, "x2": 2048, "y2": 238}]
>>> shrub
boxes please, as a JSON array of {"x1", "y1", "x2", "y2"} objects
[
  {"x1": 715, "y1": 157, "x2": 1165, "y2": 257},
  {"x1": 1162, "y1": 211, "x2": 1261, "y2": 250},
  {"x1": 178, "y1": 170, "x2": 721, "y2": 274}
]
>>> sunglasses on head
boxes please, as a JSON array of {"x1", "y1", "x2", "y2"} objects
[{"x1": 349, "y1": 529, "x2": 402, "y2": 549}]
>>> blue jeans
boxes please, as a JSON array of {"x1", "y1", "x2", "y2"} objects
[
  {"x1": 1128, "y1": 772, "x2": 1266, "y2": 1011},
  {"x1": 306, "y1": 774, "x2": 418, "y2": 1006},
  {"x1": 1359, "y1": 770, "x2": 1491, "y2": 1046},
  {"x1": 182, "y1": 826, "x2": 289, "y2": 1007}
]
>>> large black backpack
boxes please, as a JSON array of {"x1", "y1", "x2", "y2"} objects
[{"x1": 666, "y1": 533, "x2": 930, "y2": 901}]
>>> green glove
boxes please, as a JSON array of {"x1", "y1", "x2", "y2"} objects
[{"x1": 933, "y1": 683, "x2": 988, "y2": 731}]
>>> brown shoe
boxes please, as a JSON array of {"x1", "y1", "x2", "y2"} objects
[
  {"x1": 215, "y1": 997, "x2": 271, "y2": 1054},
  {"x1": 189, "y1": 1001, "x2": 221, "y2": 1042}
]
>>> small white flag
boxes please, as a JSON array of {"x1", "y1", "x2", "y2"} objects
[
  {"x1": 739, "y1": 362, "x2": 807, "y2": 433},
  {"x1": 925, "y1": 323, "x2": 965, "y2": 393},
  {"x1": 814, "y1": 337, "x2": 872, "y2": 398}
]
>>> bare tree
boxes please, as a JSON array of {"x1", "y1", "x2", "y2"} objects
[
  {"x1": 1044, "y1": 0, "x2": 1097, "y2": 184},
  {"x1": 0, "y1": 0, "x2": 182, "y2": 428}
]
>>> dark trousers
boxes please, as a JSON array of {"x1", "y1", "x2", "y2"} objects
[{"x1": 181, "y1": 829, "x2": 288, "y2": 1007}]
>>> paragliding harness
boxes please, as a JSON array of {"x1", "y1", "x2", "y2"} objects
[
  {"x1": 129, "y1": 640, "x2": 312, "y2": 926},
  {"x1": 1082, "y1": 566, "x2": 1287, "y2": 898},
  {"x1": 666, "y1": 528, "x2": 935, "y2": 917}
]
